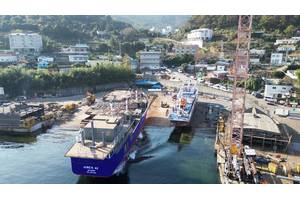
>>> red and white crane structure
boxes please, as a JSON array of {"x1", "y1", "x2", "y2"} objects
[{"x1": 228, "y1": 15, "x2": 253, "y2": 180}]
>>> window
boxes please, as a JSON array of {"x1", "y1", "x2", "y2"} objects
[{"x1": 272, "y1": 87, "x2": 276, "y2": 89}]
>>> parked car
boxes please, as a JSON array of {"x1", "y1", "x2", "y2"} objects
[
  {"x1": 252, "y1": 91, "x2": 263, "y2": 99},
  {"x1": 15, "y1": 96, "x2": 27, "y2": 101},
  {"x1": 212, "y1": 84, "x2": 221, "y2": 89},
  {"x1": 219, "y1": 85, "x2": 227, "y2": 91}
]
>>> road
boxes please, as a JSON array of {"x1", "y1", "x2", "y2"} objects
[{"x1": 157, "y1": 70, "x2": 300, "y2": 140}]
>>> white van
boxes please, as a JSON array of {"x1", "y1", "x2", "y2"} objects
[{"x1": 264, "y1": 96, "x2": 277, "y2": 105}]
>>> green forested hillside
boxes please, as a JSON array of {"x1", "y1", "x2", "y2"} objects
[
  {"x1": 112, "y1": 15, "x2": 191, "y2": 29},
  {"x1": 183, "y1": 15, "x2": 300, "y2": 33},
  {"x1": 0, "y1": 15, "x2": 134, "y2": 43}
]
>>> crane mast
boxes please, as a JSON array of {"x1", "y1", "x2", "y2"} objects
[{"x1": 228, "y1": 16, "x2": 253, "y2": 179}]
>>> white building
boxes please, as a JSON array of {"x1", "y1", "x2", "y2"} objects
[
  {"x1": 270, "y1": 53, "x2": 284, "y2": 66},
  {"x1": 250, "y1": 49, "x2": 266, "y2": 56},
  {"x1": 62, "y1": 44, "x2": 89, "y2": 54},
  {"x1": 250, "y1": 58, "x2": 260, "y2": 65},
  {"x1": 0, "y1": 50, "x2": 17, "y2": 63},
  {"x1": 274, "y1": 38, "x2": 298, "y2": 46},
  {"x1": 139, "y1": 51, "x2": 162, "y2": 70},
  {"x1": 8, "y1": 33, "x2": 43, "y2": 53},
  {"x1": 174, "y1": 43, "x2": 199, "y2": 56},
  {"x1": 68, "y1": 55, "x2": 89, "y2": 63},
  {"x1": 181, "y1": 39, "x2": 203, "y2": 48},
  {"x1": 187, "y1": 28, "x2": 213, "y2": 41},
  {"x1": 86, "y1": 55, "x2": 123, "y2": 67},
  {"x1": 37, "y1": 56, "x2": 54, "y2": 63},
  {"x1": 286, "y1": 70, "x2": 298, "y2": 80},
  {"x1": 0, "y1": 87, "x2": 4, "y2": 95},
  {"x1": 264, "y1": 84, "x2": 293, "y2": 99},
  {"x1": 277, "y1": 45, "x2": 296, "y2": 52}
]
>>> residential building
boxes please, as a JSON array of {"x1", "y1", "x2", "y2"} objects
[
  {"x1": 270, "y1": 53, "x2": 284, "y2": 66},
  {"x1": 215, "y1": 61, "x2": 230, "y2": 69},
  {"x1": 37, "y1": 56, "x2": 54, "y2": 68},
  {"x1": 277, "y1": 45, "x2": 296, "y2": 52},
  {"x1": 212, "y1": 71, "x2": 228, "y2": 79},
  {"x1": 37, "y1": 56, "x2": 54, "y2": 63},
  {"x1": 292, "y1": 37, "x2": 300, "y2": 41},
  {"x1": 190, "y1": 64, "x2": 216, "y2": 72},
  {"x1": 250, "y1": 58, "x2": 260, "y2": 65},
  {"x1": 0, "y1": 50, "x2": 18, "y2": 64},
  {"x1": 86, "y1": 55, "x2": 123, "y2": 67},
  {"x1": 174, "y1": 43, "x2": 199, "y2": 56},
  {"x1": 0, "y1": 87, "x2": 5, "y2": 100},
  {"x1": 37, "y1": 61, "x2": 49, "y2": 68},
  {"x1": 274, "y1": 38, "x2": 298, "y2": 46},
  {"x1": 249, "y1": 49, "x2": 266, "y2": 57},
  {"x1": 61, "y1": 44, "x2": 89, "y2": 54},
  {"x1": 288, "y1": 53, "x2": 300, "y2": 63},
  {"x1": 139, "y1": 51, "x2": 162, "y2": 70},
  {"x1": 0, "y1": 87, "x2": 4, "y2": 95},
  {"x1": 8, "y1": 33, "x2": 43, "y2": 54},
  {"x1": 264, "y1": 84, "x2": 293, "y2": 99},
  {"x1": 286, "y1": 70, "x2": 298, "y2": 80},
  {"x1": 181, "y1": 39, "x2": 203, "y2": 48},
  {"x1": 68, "y1": 55, "x2": 89, "y2": 63},
  {"x1": 187, "y1": 28, "x2": 213, "y2": 41},
  {"x1": 130, "y1": 59, "x2": 138, "y2": 72}
]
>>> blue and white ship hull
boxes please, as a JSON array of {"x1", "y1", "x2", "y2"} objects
[{"x1": 69, "y1": 112, "x2": 147, "y2": 177}]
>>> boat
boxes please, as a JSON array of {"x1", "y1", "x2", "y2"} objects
[
  {"x1": 65, "y1": 90, "x2": 148, "y2": 177},
  {"x1": 0, "y1": 103, "x2": 54, "y2": 135},
  {"x1": 168, "y1": 82, "x2": 198, "y2": 126}
]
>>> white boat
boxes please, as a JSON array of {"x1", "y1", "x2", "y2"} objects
[{"x1": 168, "y1": 82, "x2": 198, "y2": 126}]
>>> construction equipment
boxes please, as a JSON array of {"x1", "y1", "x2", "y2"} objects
[
  {"x1": 63, "y1": 103, "x2": 77, "y2": 112},
  {"x1": 227, "y1": 15, "x2": 253, "y2": 181},
  {"x1": 86, "y1": 91, "x2": 96, "y2": 106}
]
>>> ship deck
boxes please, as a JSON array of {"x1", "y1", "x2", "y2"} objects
[{"x1": 65, "y1": 140, "x2": 115, "y2": 160}]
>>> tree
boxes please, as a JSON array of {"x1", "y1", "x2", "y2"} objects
[
  {"x1": 121, "y1": 27, "x2": 138, "y2": 42},
  {"x1": 244, "y1": 77, "x2": 264, "y2": 91},
  {"x1": 0, "y1": 65, "x2": 134, "y2": 98},
  {"x1": 297, "y1": 70, "x2": 300, "y2": 86},
  {"x1": 284, "y1": 25, "x2": 296, "y2": 37},
  {"x1": 272, "y1": 71, "x2": 285, "y2": 79}
]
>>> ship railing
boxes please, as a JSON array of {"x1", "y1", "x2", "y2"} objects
[{"x1": 109, "y1": 120, "x2": 134, "y2": 157}]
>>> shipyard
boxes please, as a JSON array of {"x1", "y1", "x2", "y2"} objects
[{"x1": 1, "y1": 14, "x2": 300, "y2": 185}]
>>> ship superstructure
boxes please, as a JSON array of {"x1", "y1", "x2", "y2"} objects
[{"x1": 169, "y1": 82, "x2": 198, "y2": 126}]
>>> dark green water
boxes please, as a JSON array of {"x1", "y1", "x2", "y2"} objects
[{"x1": 0, "y1": 125, "x2": 219, "y2": 184}]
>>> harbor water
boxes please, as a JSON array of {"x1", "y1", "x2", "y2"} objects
[{"x1": 0, "y1": 125, "x2": 219, "y2": 184}]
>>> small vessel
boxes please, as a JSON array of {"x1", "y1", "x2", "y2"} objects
[
  {"x1": 65, "y1": 90, "x2": 148, "y2": 177},
  {"x1": 168, "y1": 82, "x2": 198, "y2": 127},
  {"x1": 0, "y1": 103, "x2": 54, "y2": 135}
]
